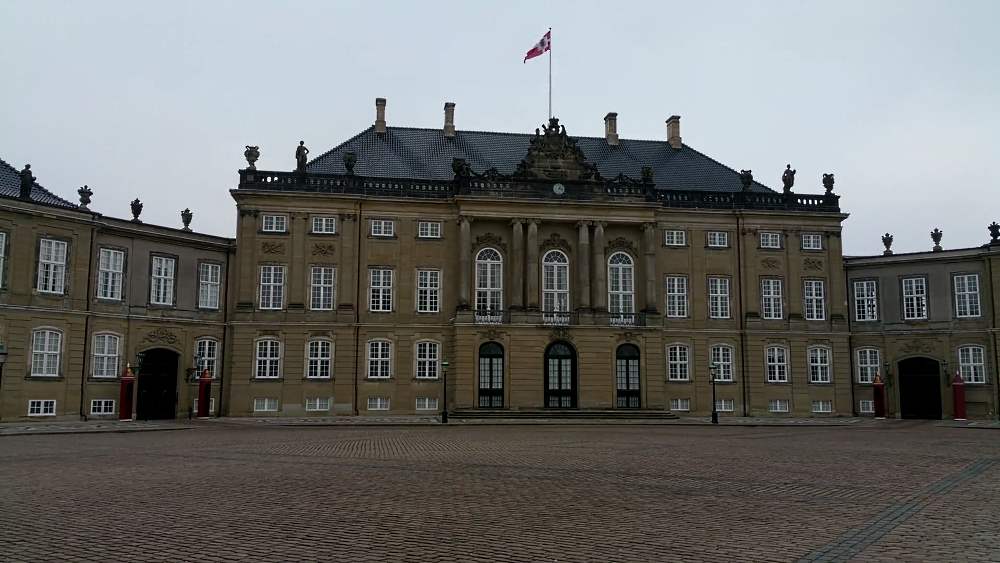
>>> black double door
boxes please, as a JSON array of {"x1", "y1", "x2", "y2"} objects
[
  {"x1": 898, "y1": 357, "x2": 942, "y2": 419},
  {"x1": 544, "y1": 342, "x2": 577, "y2": 408},
  {"x1": 615, "y1": 344, "x2": 641, "y2": 408},
  {"x1": 136, "y1": 348, "x2": 179, "y2": 420}
]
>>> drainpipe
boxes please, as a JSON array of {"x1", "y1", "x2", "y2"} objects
[
  {"x1": 352, "y1": 202, "x2": 363, "y2": 415},
  {"x1": 217, "y1": 244, "x2": 234, "y2": 417},
  {"x1": 736, "y1": 213, "x2": 749, "y2": 416},
  {"x1": 79, "y1": 212, "x2": 98, "y2": 420},
  {"x1": 989, "y1": 252, "x2": 999, "y2": 421}
]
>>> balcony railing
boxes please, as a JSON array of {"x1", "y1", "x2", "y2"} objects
[
  {"x1": 542, "y1": 311, "x2": 574, "y2": 326},
  {"x1": 474, "y1": 310, "x2": 509, "y2": 325},
  {"x1": 595, "y1": 311, "x2": 647, "y2": 327}
]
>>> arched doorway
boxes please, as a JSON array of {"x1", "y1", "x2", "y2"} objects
[
  {"x1": 897, "y1": 357, "x2": 942, "y2": 419},
  {"x1": 615, "y1": 344, "x2": 641, "y2": 408},
  {"x1": 544, "y1": 341, "x2": 577, "y2": 408},
  {"x1": 478, "y1": 342, "x2": 504, "y2": 408},
  {"x1": 136, "y1": 348, "x2": 180, "y2": 420}
]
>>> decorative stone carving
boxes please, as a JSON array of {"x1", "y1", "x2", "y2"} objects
[
  {"x1": 77, "y1": 185, "x2": 92, "y2": 209},
  {"x1": 480, "y1": 328, "x2": 503, "y2": 342},
  {"x1": 244, "y1": 145, "x2": 260, "y2": 170},
  {"x1": 475, "y1": 232, "x2": 506, "y2": 252},
  {"x1": 822, "y1": 173, "x2": 835, "y2": 194},
  {"x1": 781, "y1": 164, "x2": 796, "y2": 193},
  {"x1": 513, "y1": 117, "x2": 602, "y2": 182},
  {"x1": 550, "y1": 326, "x2": 573, "y2": 342},
  {"x1": 142, "y1": 328, "x2": 178, "y2": 345},
  {"x1": 989, "y1": 221, "x2": 1000, "y2": 244},
  {"x1": 606, "y1": 237, "x2": 637, "y2": 255},
  {"x1": 738, "y1": 169, "x2": 753, "y2": 192},
  {"x1": 130, "y1": 198, "x2": 143, "y2": 222},
  {"x1": 540, "y1": 232, "x2": 570, "y2": 253},
  {"x1": 238, "y1": 207, "x2": 259, "y2": 218},
  {"x1": 261, "y1": 242, "x2": 285, "y2": 254},
  {"x1": 931, "y1": 228, "x2": 943, "y2": 252},
  {"x1": 617, "y1": 331, "x2": 639, "y2": 343},
  {"x1": 901, "y1": 339, "x2": 934, "y2": 354},
  {"x1": 312, "y1": 243, "x2": 336, "y2": 256},
  {"x1": 451, "y1": 158, "x2": 472, "y2": 178},
  {"x1": 882, "y1": 233, "x2": 894, "y2": 256},
  {"x1": 761, "y1": 257, "x2": 781, "y2": 270},
  {"x1": 640, "y1": 166, "x2": 654, "y2": 184},
  {"x1": 343, "y1": 151, "x2": 357, "y2": 175},
  {"x1": 803, "y1": 258, "x2": 824, "y2": 271},
  {"x1": 181, "y1": 208, "x2": 192, "y2": 231},
  {"x1": 19, "y1": 164, "x2": 34, "y2": 200},
  {"x1": 295, "y1": 141, "x2": 309, "y2": 172}
]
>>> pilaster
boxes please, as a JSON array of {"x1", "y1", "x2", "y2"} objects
[
  {"x1": 511, "y1": 219, "x2": 525, "y2": 309},
  {"x1": 526, "y1": 219, "x2": 540, "y2": 310},
  {"x1": 577, "y1": 221, "x2": 591, "y2": 310},
  {"x1": 592, "y1": 221, "x2": 607, "y2": 310}
]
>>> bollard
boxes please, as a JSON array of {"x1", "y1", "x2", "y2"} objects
[
  {"x1": 119, "y1": 365, "x2": 136, "y2": 421},
  {"x1": 197, "y1": 368, "x2": 212, "y2": 418},
  {"x1": 873, "y1": 373, "x2": 886, "y2": 419},
  {"x1": 952, "y1": 371, "x2": 966, "y2": 421}
]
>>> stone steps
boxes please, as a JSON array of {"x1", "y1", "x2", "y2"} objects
[{"x1": 449, "y1": 409, "x2": 679, "y2": 420}]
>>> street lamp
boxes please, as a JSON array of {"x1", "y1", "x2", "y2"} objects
[
  {"x1": 0, "y1": 343, "x2": 8, "y2": 421},
  {"x1": 709, "y1": 361, "x2": 720, "y2": 424},
  {"x1": 441, "y1": 360, "x2": 450, "y2": 424}
]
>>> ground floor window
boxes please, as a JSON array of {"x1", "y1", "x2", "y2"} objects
[
  {"x1": 670, "y1": 398, "x2": 690, "y2": 412},
  {"x1": 28, "y1": 400, "x2": 56, "y2": 416},
  {"x1": 305, "y1": 397, "x2": 331, "y2": 412},
  {"x1": 811, "y1": 400, "x2": 833, "y2": 413},
  {"x1": 714, "y1": 399, "x2": 735, "y2": 413},
  {"x1": 768, "y1": 399, "x2": 790, "y2": 413},
  {"x1": 253, "y1": 398, "x2": 279, "y2": 413},
  {"x1": 193, "y1": 397, "x2": 216, "y2": 414},
  {"x1": 416, "y1": 397, "x2": 438, "y2": 411},
  {"x1": 90, "y1": 399, "x2": 115, "y2": 415},
  {"x1": 859, "y1": 399, "x2": 875, "y2": 414},
  {"x1": 367, "y1": 396, "x2": 390, "y2": 411}
]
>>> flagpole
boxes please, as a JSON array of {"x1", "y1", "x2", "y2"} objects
[{"x1": 548, "y1": 27, "x2": 552, "y2": 119}]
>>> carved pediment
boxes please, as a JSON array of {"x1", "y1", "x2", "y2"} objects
[
  {"x1": 475, "y1": 233, "x2": 507, "y2": 253},
  {"x1": 540, "y1": 233, "x2": 571, "y2": 253},
  {"x1": 513, "y1": 118, "x2": 603, "y2": 182},
  {"x1": 606, "y1": 237, "x2": 637, "y2": 255}
]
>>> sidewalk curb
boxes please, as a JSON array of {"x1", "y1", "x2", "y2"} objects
[{"x1": 0, "y1": 426, "x2": 192, "y2": 438}]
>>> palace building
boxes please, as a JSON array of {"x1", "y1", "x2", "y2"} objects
[{"x1": 0, "y1": 99, "x2": 997, "y2": 421}]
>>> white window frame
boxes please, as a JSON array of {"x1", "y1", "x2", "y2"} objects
[
  {"x1": 804, "y1": 279, "x2": 826, "y2": 321},
  {"x1": 665, "y1": 275, "x2": 688, "y2": 318},
  {"x1": 416, "y1": 396, "x2": 439, "y2": 411},
  {"x1": 667, "y1": 344, "x2": 690, "y2": 381},
  {"x1": 415, "y1": 340, "x2": 440, "y2": 380},
  {"x1": 768, "y1": 399, "x2": 790, "y2": 413},
  {"x1": 150, "y1": 256, "x2": 176, "y2": 306},
  {"x1": 193, "y1": 397, "x2": 216, "y2": 414},
  {"x1": 958, "y1": 345, "x2": 986, "y2": 384},
  {"x1": 198, "y1": 262, "x2": 221, "y2": 309},
  {"x1": 310, "y1": 266, "x2": 336, "y2": 311},
  {"x1": 367, "y1": 395, "x2": 390, "y2": 411},
  {"x1": 765, "y1": 346, "x2": 788, "y2": 383},
  {"x1": 475, "y1": 248, "x2": 503, "y2": 314},
  {"x1": 715, "y1": 399, "x2": 735, "y2": 413},
  {"x1": 542, "y1": 250, "x2": 570, "y2": 316},
  {"x1": 669, "y1": 398, "x2": 691, "y2": 412},
  {"x1": 90, "y1": 399, "x2": 116, "y2": 415},
  {"x1": 707, "y1": 231, "x2": 729, "y2": 248},
  {"x1": 370, "y1": 219, "x2": 395, "y2": 237},
  {"x1": 710, "y1": 344, "x2": 734, "y2": 382},
  {"x1": 369, "y1": 268, "x2": 393, "y2": 312},
  {"x1": 801, "y1": 233, "x2": 823, "y2": 250},
  {"x1": 663, "y1": 230, "x2": 686, "y2": 246},
  {"x1": 258, "y1": 265, "x2": 286, "y2": 310},
  {"x1": 97, "y1": 248, "x2": 125, "y2": 300},
  {"x1": 808, "y1": 346, "x2": 831, "y2": 383},
  {"x1": 856, "y1": 348, "x2": 881, "y2": 384},
  {"x1": 305, "y1": 397, "x2": 331, "y2": 412},
  {"x1": 954, "y1": 274, "x2": 981, "y2": 318},
  {"x1": 254, "y1": 339, "x2": 282, "y2": 379},
  {"x1": 811, "y1": 400, "x2": 833, "y2": 414},
  {"x1": 853, "y1": 280, "x2": 878, "y2": 322},
  {"x1": 306, "y1": 339, "x2": 333, "y2": 379},
  {"x1": 195, "y1": 338, "x2": 218, "y2": 378},
  {"x1": 608, "y1": 252, "x2": 635, "y2": 315},
  {"x1": 92, "y1": 333, "x2": 120, "y2": 379},
  {"x1": 708, "y1": 277, "x2": 731, "y2": 319},
  {"x1": 859, "y1": 399, "x2": 875, "y2": 414},
  {"x1": 28, "y1": 399, "x2": 56, "y2": 417},
  {"x1": 902, "y1": 277, "x2": 928, "y2": 320},
  {"x1": 311, "y1": 216, "x2": 337, "y2": 234},
  {"x1": 761, "y1": 278, "x2": 783, "y2": 320},
  {"x1": 37, "y1": 238, "x2": 68, "y2": 294},
  {"x1": 417, "y1": 221, "x2": 442, "y2": 239},
  {"x1": 759, "y1": 232, "x2": 782, "y2": 249},
  {"x1": 0, "y1": 231, "x2": 6, "y2": 286},
  {"x1": 261, "y1": 214, "x2": 288, "y2": 233},
  {"x1": 416, "y1": 269, "x2": 440, "y2": 313},
  {"x1": 31, "y1": 328, "x2": 62, "y2": 377},
  {"x1": 367, "y1": 339, "x2": 392, "y2": 379},
  {"x1": 253, "y1": 397, "x2": 279, "y2": 412}
]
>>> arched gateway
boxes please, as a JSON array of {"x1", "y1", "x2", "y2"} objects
[
  {"x1": 897, "y1": 356, "x2": 942, "y2": 419},
  {"x1": 544, "y1": 341, "x2": 577, "y2": 408}
]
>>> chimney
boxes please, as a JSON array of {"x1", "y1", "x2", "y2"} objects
[
  {"x1": 666, "y1": 115, "x2": 682, "y2": 149},
  {"x1": 443, "y1": 102, "x2": 456, "y2": 138},
  {"x1": 604, "y1": 112, "x2": 619, "y2": 146},
  {"x1": 375, "y1": 97, "x2": 387, "y2": 133}
]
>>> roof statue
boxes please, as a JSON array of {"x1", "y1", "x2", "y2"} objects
[
  {"x1": 295, "y1": 141, "x2": 309, "y2": 172},
  {"x1": 822, "y1": 173, "x2": 835, "y2": 194},
  {"x1": 19, "y1": 164, "x2": 34, "y2": 199},
  {"x1": 739, "y1": 170, "x2": 753, "y2": 192},
  {"x1": 781, "y1": 164, "x2": 796, "y2": 194},
  {"x1": 513, "y1": 117, "x2": 602, "y2": 182}
]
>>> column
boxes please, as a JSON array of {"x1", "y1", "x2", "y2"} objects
[
  {"x1": 511, "y1": 219, "x2": 524, "y2": 309},
  {"x1": 592, "y1": 222, "x2": 607, "y2": 310},
  {"x1": 577, "y1": 221, "x2": 591, "y2": 310},
  {"x1": 526, "y1": 219, "x2": 539, "y2": 310},
  {"x1": 643, "y1": 223, "x2": 658, "y2": 312},
  {"x1": 237, "y1": 208, "x2": 257, "y2": 306},
  {"x1": 459, "y1": 216, "x2": 471, "y2": 309},
  {"x1": 288, "y1": 213, "x2": 307, "y2": 308},
  {"x1": 338, "y1": 213, "x2": 357, "y2": 309}
]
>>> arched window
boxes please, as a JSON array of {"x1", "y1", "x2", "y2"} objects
[
  {"x1": 478, "y1": 342, "x2": 504, "y2": 408},
  {"x1": 306, "y1": 339, "x2": 333, "y2": 379},
  {"x1": 765, "y1": 346, "x2": 788, "y2": 383},
  {"x1": 615, "y1": 344, "x2": 640, "y2": 408},
  {"x1": 608, "y1": 252, "x2": 634, "y2": 316},
  {"x1": 31, "y1": 328, "x2": 62, "y2": 377},
  {"x1": 542, "y1": 250, "x2": 570, "y2": 322},
  {"x1": 475, "y1": 248, "x2": 503, "y2": 314}
]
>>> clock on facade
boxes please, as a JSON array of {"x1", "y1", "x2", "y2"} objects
[{"x1": 552, "y1": 183, "x2": 565, "y2": 195}]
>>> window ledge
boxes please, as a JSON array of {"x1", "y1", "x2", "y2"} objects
[
  {"x1": 303, "y1": 377, "x2": 333, "y2": 381},
  {"x1": 413, "y1": 377, "x2": 440, "y2": 382},
  {"x1": 666, "y1": 379, "x2": 692, "y2": 384},
  {"x1": 252, "y1": 378, "x2": 284, "y2": 382},
  {"x1": 88, "y1": 377, "x2": 119, "y2": 383},
  {"x1": 26, "y1": 375, "x2": 64, "y2": 381},
  {"x1": 365, "y1": 377, "x2": 393, "y2": 381}
]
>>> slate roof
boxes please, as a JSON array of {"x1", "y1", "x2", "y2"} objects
[
  {"x1": 307, "y1": 126, "x2": 774, "y2": 193},
  {"x1": 0, "y1": 157, "x2": 78, "y2": 209}
]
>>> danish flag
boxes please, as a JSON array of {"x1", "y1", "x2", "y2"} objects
[{"x1": 523, "y1": 30, "x2": 551, "y2": 63}]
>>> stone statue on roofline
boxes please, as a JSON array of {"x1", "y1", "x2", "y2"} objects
[
  {"x1": 19, "y1": 164, "x2": 35, "y2": 199},
  {"x1": 295, "y1": 141, "x2": 309, "y2": 172},
  {"x1": 781, "y1": 164, "x2": 796, "y2": 194}
]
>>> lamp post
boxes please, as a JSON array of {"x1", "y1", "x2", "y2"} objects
[
  {"x1": 709, "y1": 361, "x2": 720, "y2": 424},
  {"x1": 441, "y1": 360, "x2": 449, "y2": 424},
  {"x1": 0, "y1": 343, "x2": 8, "y2": 421}
]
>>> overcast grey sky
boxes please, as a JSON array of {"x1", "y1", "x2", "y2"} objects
[{"x1": 2, "y1": 1, "x2": 997, "y2": 254}]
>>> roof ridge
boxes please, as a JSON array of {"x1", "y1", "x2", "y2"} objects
[
  {"x1": 381, "y1": 125, "x2": 675, "y2": 144},
  {"x1": 0, "y1": 156, "x2": 78, "y2": 208}
]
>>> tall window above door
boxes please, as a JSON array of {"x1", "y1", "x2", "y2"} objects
[
  {"x1": 475, "y1": 248, "x2": 503, "y2": 313},
  {"x1": 607, "y1": 252, "x2": 634, "y2": 314},
  {"x1": 97, "y1": 248, "x2": 125, "y2": 300},
  {"x1": 542, "y1": 250, "x2": 569, "y2": 315}
]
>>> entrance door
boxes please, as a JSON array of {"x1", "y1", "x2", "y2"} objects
[
  {"x1": 898, "y1": 357, "x2": 942, "y2": 419},
  {"x1": 478, "y1": 342, "x2": 504, "y2": 408},
  {"x1": 544, "y1": 341, "x2": 576, "y2": 408},
  {"x1": 615, "y1": 344, "x2": 641, "y2": 408},
  {"x1": 136, "y1": 348, "x2": 179, "y2": 420}
]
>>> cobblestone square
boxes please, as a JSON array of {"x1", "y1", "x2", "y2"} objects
[{"x1": 1, "y1": 422, "x2": 998, "y2": 562}]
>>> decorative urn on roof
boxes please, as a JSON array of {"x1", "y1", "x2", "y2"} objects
[
  {"x1": 822, "y1": 173, "x2": 835, "y2": 194},
  {"x1": 738, "y1": 170, "x2": 753, "y2": 192},
  {"x1": 343, "y1": 151, "x2": 357, "y2": 175},
  {"x1": 989, "y1": 221, "x2": 1000, "y2": 245},
  {"x1": 882, "y1": 233, "x2": 894, "y2": 255},
  {"x1": 931, "y1": 228, "x2": 943, "y2": 252},
  {"x1": 130, "y1": 198, "x2": 143, "y2": 223},
  {"x1": 244, "y1": 145, "x2": 260, "y2": 170},
  {"x1": 77, "y1": 185, "x2": 93, "y2": 209},
  {"x1": 181, "y1": 208, "x2": 193, "y2": 231}
]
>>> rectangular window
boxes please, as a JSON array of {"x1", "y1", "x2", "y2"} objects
[
  {"x1": 853, "y1": 280, "x2": 878, "y2": 322},
  {"x1": 801, "y1": 233, "x2": 823, "y2": 250},
  {"x1": 150, "y1": 256, "x2": 176, "y2": 306},
  {"x1": 90, "y1": 399, "x2": 115, "y2": 415},
  {"x1": 367, "y1": 340, "x2": 391, "y2": 379},
  {"x1": 759, "y1": 232, "x2": 781, "y2": 249},
  {"x1": 371, "y1": 219, "x2": 395, "y2": 237},
  {"x1": 665, "y1": 276, "x2": 688, "y2": 318},
  {"x1": 715, "y1": 399, "x2": 735, "y2": 412},
  {"x1": 311, "y1": 216, "x2": 337, "y2": 234},
  {"x1": 856, "y1": 349, "x2": 880, "y2": 384},
  {"x1": 255, "y1": 339, "x2": 281, "y2": 379},
  {"x1": 667, "y1": 345, "x2": 690, "y2": 381},
  {"x1": 768, "y1": 399, "x2": 790, "y2": 413},
  {"x1": 902, "y1": 277, "x2": 927, "y2": 320},
  {"x1": 664, "y1": 230, "x2": 686, "y2": 246},
  {"x1": 369, "y1": 269, "x2": 393, "y2": 312},
  {"x1": 198, "y1": 263, "x2": 221, "y2": 309},
  {"x1": 27, "y1": 399, "x2": 56, "y2": 416},
  {"x1": 669, "y1": 398, "x2": 691, "y2": 412},
  {"x1": 766, "y1": 346, "x2": 788, "y2": 383},
  {"x1": 261, "y1": 214, "x2": 288, "y2": 233},
  {"x1": 253, "y1": 397, "x2": 279, "y2": 412},
  {"x1": 954, "y1": 274, "x2": 982, "y2": 318},
  {"x1": 708, "y1": 277, "x2": 730, "y2": 319},
  {"x1": 804, "y1": 280, "x2": 826, "y2": 321},
  {"x1": 37, "y1": 238, "x2": 67, "y2": 294},
  {"x1": 710, "y1": 345, "x2": 734, "y2": 382},
  {"x1": 97, "y1": 248, "x2": 125, "y2": 300},
  {"x1": 367, "y1": 396, "x2": 390, "y2": 411},
  {"x1": 306, "y1": 340, "x2": 332, "y2": 379},
  {"x1": 0, "y1": 231, "x2": 6, "y2": 285},
  {"x1": 192, "y1": 397, "x2": 215, "y2": 414},
  {"x1": 859, "y1": 399, "x2": 875, "y2": 414},
  {"x1": 31, "y1": 329, "x2": 61, "y2": 377},
  {"x1": 959, "y1": 346, "x2": 986, "y2": 384},
  {"x1": 259, "y1": 265, "x2": 285, "y2": 310},
  {"x1": 707, "y1": 231, "x2": 729, "y2": 248},
  {"x1": 417, "y1": 269, "x2": 440, "y2": 313},
  {"x1": 811, "y1": 400, "x2": 833, "y2": 413},
  {"x1": 195, "y1": 338, "x2": 218, "y2": 378},
  {"x1": 808, "y1": 347, "x2": 831, "y2": 383},
  {"x1": 310, "y1": 266, "x2": 336, "y2": 311},
  {"x1": 92, "y1": 334, "x2": 120, "y2": 378},
  {"x1": 415, "y1": 341, "x2": 440, "y2": 379},
  {"x1": 417, "y1": 221, "x2": 442, "y2": 239},
  {"x1": 416, "y1": 397, "x2": 439, "y2": 411},
  {"x1": 761, "y1": 279, "x2": 783, "y2": 320},
  {"x1": 305, "y1": 397, "x2": 331, "y2": 412}
]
